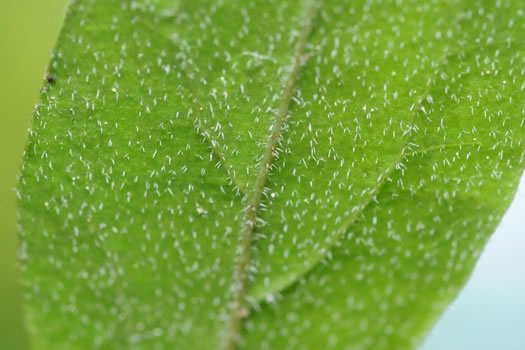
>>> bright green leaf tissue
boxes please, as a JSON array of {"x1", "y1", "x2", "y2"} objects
[{"x1": 18, "y1": 0, "x2": 525, "y2": 349}]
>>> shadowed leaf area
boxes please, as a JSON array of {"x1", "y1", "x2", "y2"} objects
[{"x1": 18, "y1": 0, "x2": 525, "y2": 349}]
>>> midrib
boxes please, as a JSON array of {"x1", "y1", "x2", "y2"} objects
[
  {"x1": 218, "y1": 1, "x2": 322, "y2": 349},
  {"x1": 146, "y1": 1, "x2": 475, "y2": 347}
]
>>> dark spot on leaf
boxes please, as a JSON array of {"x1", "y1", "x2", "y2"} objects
[{"x1": 46, "y1": 74, "x2": 56, "y2": 84}]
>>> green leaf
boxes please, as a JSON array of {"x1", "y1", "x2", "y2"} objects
[{"x1": 17, "y1": 0, "x2": 525, "y2": 349}]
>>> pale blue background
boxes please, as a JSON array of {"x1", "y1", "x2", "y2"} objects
[{"x1": 422, "y1": 174, "x2": 525, "y2": 349}]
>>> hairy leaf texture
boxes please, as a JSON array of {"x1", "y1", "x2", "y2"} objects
[{"x1": 18, "y1": 0, "x2": 525, "y2": 349}]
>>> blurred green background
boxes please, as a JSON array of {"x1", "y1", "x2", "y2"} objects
[
  {"x1": 0, "y1": 1, "x2": 523, "y2": 349},
  {"x1": 0, "y1": 1, "x2": 69, "y2": 349}
]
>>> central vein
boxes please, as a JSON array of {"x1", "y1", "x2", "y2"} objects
[{"x1": 219, "y1": 1, "x2": 322, "y2": 349}]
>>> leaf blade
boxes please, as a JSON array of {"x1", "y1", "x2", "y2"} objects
[
  {"x1": 242, "y1": 38, "x2": 525, "y2": 350},
  {"x1": 18, "y1": 0, "x2": 525, "y2": 349}
]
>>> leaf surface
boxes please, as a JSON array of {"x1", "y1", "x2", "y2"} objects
[{"x1": 18, "y1": 0, "x2": 525, "y2": 349}]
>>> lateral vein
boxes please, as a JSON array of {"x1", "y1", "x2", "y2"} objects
[
  {"x1": 136, "y1": 18, "x2": 248, "y2": 195},
  {"x1": 250, "y1": 47, "x2": 461, "y2": 303}
]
